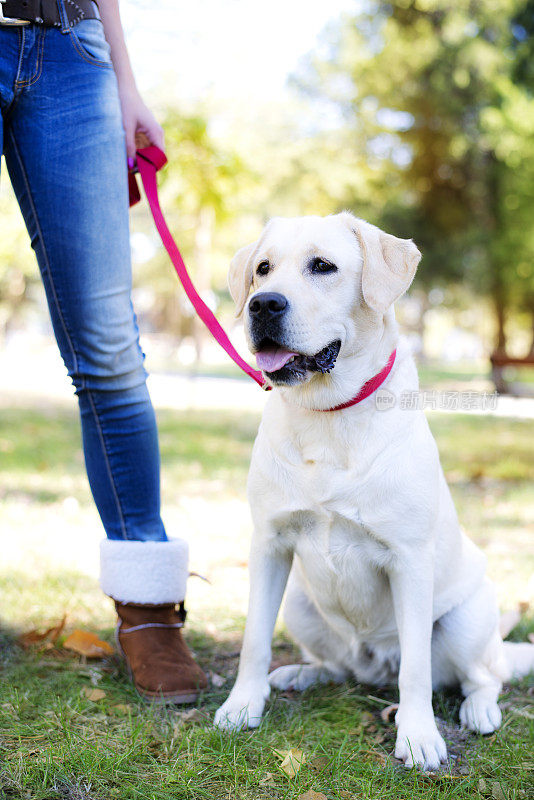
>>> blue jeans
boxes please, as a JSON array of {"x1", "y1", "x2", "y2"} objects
[{"x1": 0, "y1": 7, "x2": 167, "y2": 542}]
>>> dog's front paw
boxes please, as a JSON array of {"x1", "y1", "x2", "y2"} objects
[
  {"x1": 395, "y1": 717, "x2": 447, "y2": 771},
  {"x1": 214, "y1": 684, "x2": 270, "y2": 731}
]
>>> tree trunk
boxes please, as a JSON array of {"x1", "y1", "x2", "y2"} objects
[{"x1": 493, "y1": 291, "x2": 507, "y2": 355}]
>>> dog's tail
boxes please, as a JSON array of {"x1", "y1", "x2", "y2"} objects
[{"x1": 502, "y1": 641, "x2": 534, "y2": 680}]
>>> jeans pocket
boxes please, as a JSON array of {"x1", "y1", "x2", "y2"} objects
[{"x1": 70, "y1": 19, "x2": 113, "y2": 67}]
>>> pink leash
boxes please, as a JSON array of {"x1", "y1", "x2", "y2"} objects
[
  {"x1": 130, "y1": 146, "x2": 267, "y2": 389},
  {"x1": 129, "y1": 146, "x2": 396, "y2": 410}
]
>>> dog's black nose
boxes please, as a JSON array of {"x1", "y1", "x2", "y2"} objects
[{"x1": 248, "y1": 292, "x2": 288, "y2": 319}]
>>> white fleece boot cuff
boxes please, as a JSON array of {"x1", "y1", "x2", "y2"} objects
[{"x1": 99, "y1": 538, "x2": 189, "y2": 604}]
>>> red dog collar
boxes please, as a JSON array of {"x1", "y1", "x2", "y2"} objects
[{"x1": 320, "y1": 349, "x2": 396, "y2": 412}]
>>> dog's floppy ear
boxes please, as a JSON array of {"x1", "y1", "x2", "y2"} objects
[
  {"x1": 228, "y1": 242, "x2": 257, "y2": 317},
  {"x1": 341, "y1": 213, "x2": 421, "y2": 314}
]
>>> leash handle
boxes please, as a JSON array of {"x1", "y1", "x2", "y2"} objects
[{"x1": 129, "y1": 146, "x2": 268, "y2": 390}]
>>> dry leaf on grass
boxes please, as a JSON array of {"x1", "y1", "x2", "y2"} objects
[
  {"x1": 380, "y1": 703, "x2": 399, "y2": 723},
  {"x1": 81, "y1": 687, "x2": 106, "y2": 702},
  {"x1": 274, "y1": 748, "x2": 306, "y2": 777},
  {"x1": 297, "y1": 792, "x2": 327, "y2": 800},
  {"x1": 63, "y1": 630, "x2": 114, "y2": 658},
  {"x1": 18, "y1": 615, "x2": 66, "y2": 649}
]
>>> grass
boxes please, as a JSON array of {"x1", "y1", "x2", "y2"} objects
[{"x1": 0, "y1": 400, "x2": 533, "y2": 799}]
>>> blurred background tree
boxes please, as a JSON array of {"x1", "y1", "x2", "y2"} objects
[
  {"x1": 295, "y1": 0, "x2": 534, "y2": 354},
  {"x1": 1, "y1": 0, "x2": 533, "y2": 379}
]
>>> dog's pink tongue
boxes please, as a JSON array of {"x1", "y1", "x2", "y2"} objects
[{"x1": 256, "y1": 346, "x2": 298, "y2": 372}]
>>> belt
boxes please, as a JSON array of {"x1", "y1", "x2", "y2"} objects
[{"x1": 0, "y1": 0, "x2": 98, "y2": 27}]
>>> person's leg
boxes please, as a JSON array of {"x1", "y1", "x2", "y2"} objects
[
  {"x1": 0, "y1": 28, "x2": 23, "y2": 191},
  {"x1": 3, "y1": 17, "x2": 205, "y2": 700},
  {"x1": 4, "y1": 24, "x2": 164, "y2": 543}
]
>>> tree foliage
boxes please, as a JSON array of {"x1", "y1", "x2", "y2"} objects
[
  {"x1": 295, "y1": 0, "x2": 534, "y2": 349},
  {"x1": 1, "y1": 0, "x2": 533, "y2": 356}
]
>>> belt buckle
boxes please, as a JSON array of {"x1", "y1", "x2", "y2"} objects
[{"x1": 0, "y1": 0, "x2": 31, "y2": 25}]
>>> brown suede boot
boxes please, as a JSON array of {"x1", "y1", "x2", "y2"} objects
[
  {"x1": 115, "y1": 601, "x2": 207, "y2": 703},
  {"x1": 99, "y1": 537, "x2": 206, "y2": 703}
]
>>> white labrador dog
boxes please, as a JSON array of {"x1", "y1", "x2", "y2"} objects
[{"x1": 214, "y1": 212, "x2": 534, "y2": 770}]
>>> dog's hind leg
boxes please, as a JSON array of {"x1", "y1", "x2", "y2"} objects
[
  {"x1": 502, "y1": 641, "x2": 534, "y2": 680},
  {"x1": 432, "y1": 578, "x2": 507, "y2": 734},
  {"x1": 268, "y1": 572, "x2": 349, "y2": 691}
]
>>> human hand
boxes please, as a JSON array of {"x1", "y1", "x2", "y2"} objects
[{"x1": 118, "y1": 87, "x2": 165, "y2": 164}]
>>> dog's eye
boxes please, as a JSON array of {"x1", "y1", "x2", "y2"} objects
[
  {"x1": 256, "y1": 261, "x2": 270, "y2": 276},
  {"x1": 310, "y1": 257, "x2": 337, "y2": 274}
]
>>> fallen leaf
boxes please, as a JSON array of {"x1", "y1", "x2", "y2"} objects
[
  {"x1": 63, "y1": 630, "x2": 114, "y2": 658},
  {"x1": 18, "y1": 615, "x2": 66, "y2": 649},
  {"x1": 48, "y1": 615, "x2": 67, "y2": 644},
  {"x1": 380, "y1": 703, "x2": 399, "y2": 723},
  {"x1": 18, "y1": 630, "x2": 50, "y2": 648},
  {"x1": 274, "y1": 748, "x2": 306, "y2": 778},
  {"x1": 518, "y1": 601, "x2": 530, "y2": 615},
  {"x1": 209, "y1": 671, "x2": 226, "y2": 688},
  {"x1": 499, "y1": 609, "x2": 520, "y2": 639},
  {"x1": 81, "y1": 687, "x2": 106, "y2": 702},
  {"x1": 297, "y1": 792, "x2": 327, "y2": 800}
]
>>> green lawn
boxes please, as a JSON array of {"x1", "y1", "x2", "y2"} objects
[{"x1": 0, "y1": 402, "x2": 533, "y2": 799}]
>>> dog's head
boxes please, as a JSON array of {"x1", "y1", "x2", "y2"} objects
[{"x1": 229, "y1": 212, "x2": 421, "y2": 387}]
